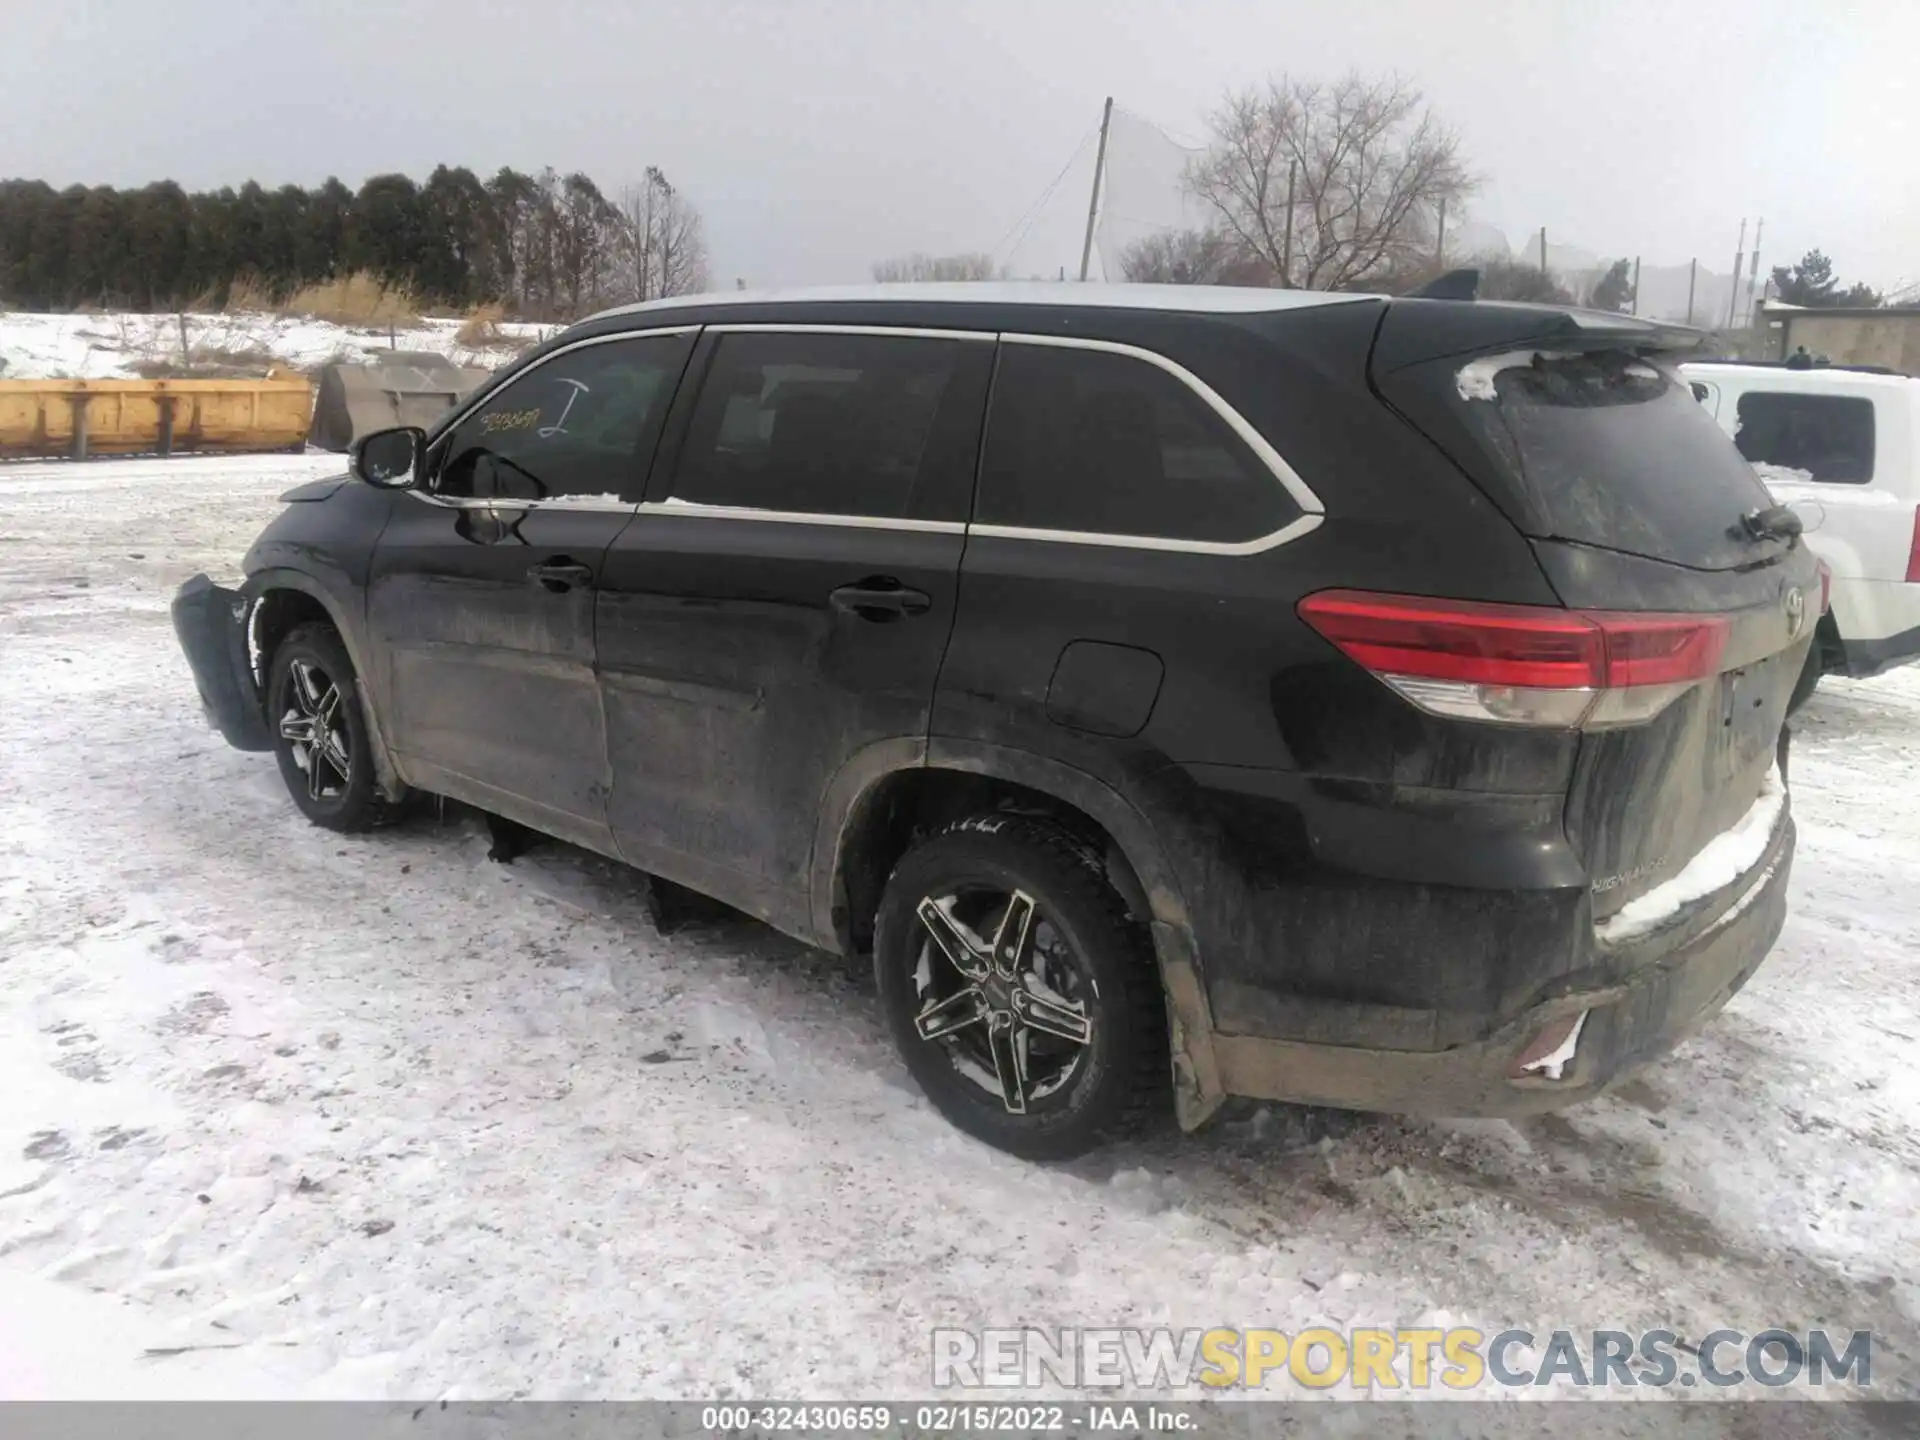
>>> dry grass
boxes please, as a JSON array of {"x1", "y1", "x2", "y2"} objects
[
  {"x1": 280, "y1": 272, "x2": 420, "y2": 327},
  {"x1": 453, "y1": 300, "x2": 509, "y2": 349},
  {"x1": 130, "y1": 345, "x2": 279, "y2": 380},
  {"x1": 221, "y1": 274, "x2": 281, "y2": 313}
]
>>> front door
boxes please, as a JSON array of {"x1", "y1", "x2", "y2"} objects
[
  {"x1": 595, "y1": 326, "x2": 993, "y2": 930},
  {"x1": 366, "y1": 328, "x2": 696, "y2": 853}
]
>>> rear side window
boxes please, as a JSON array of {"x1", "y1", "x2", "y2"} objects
[
  {"x1": 976, "y1": 343, "x2": 1298, "y2": 544},
  {"x1": 665, "y1": 331, "x2": 986, "y2": 521},
  {"x1": 1733, "y1": 391, "x2": 1875, "y2": 484},
  {"x1": 1441, "y1": 350, "x2": 1774, "y2": 571}
]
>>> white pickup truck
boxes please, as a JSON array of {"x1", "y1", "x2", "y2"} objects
[{"x1": 1683, "y1": 361, "x2": 1920, "y2": 708}]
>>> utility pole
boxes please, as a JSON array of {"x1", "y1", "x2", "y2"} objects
[
  {"x1": 1631, "y1": 256, "x2": 1641, "y2": 316},
  {"x1": 1434, "y1": 193, "x2": 1447, "y2": 271},
  {"x1": 1745, "y1": 216, "x2": 1765, "y2": 326},
  {"x1": 1539, "y1": 227, "x2": 1548, "y2": 274},
  {"x1": 1281, "y1": 158, "x2": 1297, "y2": 288},
  {"x1": 1686, "y1": 257, "x2": 1697, "y2": 326},
  {"x1": 1728, "y1": 217, "x2": 1747, "y2": 328},
  {"x1": 1077, "y1": 96, "x2": 1114, "y2": 283}
]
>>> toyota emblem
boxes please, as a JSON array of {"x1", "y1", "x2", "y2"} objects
[{"x1": 1784, "y1": 586, "x2": 1807, "y2": 639}]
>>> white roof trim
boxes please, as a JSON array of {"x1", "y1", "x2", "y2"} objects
[{"x1": 587, "y1": 282, "x2": 1377, "y2": 324}]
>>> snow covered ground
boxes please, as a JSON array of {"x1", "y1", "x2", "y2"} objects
[
  {"x1": 1, "y1": 455, "x2": 1917, "y2": 1405},
  {"x1": 0, "y1": 309, "x2": 549, "y2": 381}
]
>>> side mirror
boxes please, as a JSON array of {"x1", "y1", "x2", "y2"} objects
[{"x1": 350, "y1": 427, "x2": 425, "y2": 489}]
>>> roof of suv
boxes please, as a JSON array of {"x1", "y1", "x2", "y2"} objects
[{"x1": 588, "y1": 282, "x2": 1377, "y2": 323}]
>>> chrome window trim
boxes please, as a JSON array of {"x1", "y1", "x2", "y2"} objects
[
  {"x1": 406, "y1": 494, "x2": 639, "y2": 514},
  {"x1": 703, "y1": 322, "x2": 996, "y2": 342},
  {"x1": 636, "y1": 502, "x2": 964, "y2": 533},
  {"x1": 989, "y1": 332, "x2": 1326, "y2": 552},
  {"x1": 969, "y1": 512, "x2": 1325, "y2": 556},
  {"x1": 405, "y1": 322, "x2": 1327, "y2": 552}
]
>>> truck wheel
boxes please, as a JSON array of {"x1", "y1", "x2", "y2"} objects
[
  {"x1": 1786, "y1": 639, "x2": 1823, "y2": 717},
  {"x1": 873, "y1": 816, "x2": 1168, "y2": 1160},
  {"x1": 267, "y1": 623, "x2": 393, "y2": 832}
]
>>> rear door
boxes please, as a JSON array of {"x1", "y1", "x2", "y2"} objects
[
  {"x1": 1710, "y1": 379, "x2": 1918, "y2": 601},
  {"x1": 366, "y1": 328, "x2": 695, "y2": 852},
  {"x1": 1373, "y1": 317, "x2": 1821, "y2": 925},
  {"x1": 595, "y1": 325, "x2": 993, "y2": 928},
  {"x1": 932, "y1": 332, "x2": 1321, "y2": 776}
]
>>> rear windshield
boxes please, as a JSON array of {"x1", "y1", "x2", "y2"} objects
[{"x1": 1447, "y1": 349, "x2": 1776, "y2": 570}]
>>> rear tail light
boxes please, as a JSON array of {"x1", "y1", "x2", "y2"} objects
[
  {"x1": 1906, "y1": 507, "x2": 1920, "y2": 584},
  {"x1": 1298, "y1": 590, "x2": 1731, "y2": 730}
]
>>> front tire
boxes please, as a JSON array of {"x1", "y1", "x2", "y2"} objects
[
  {"x1": 874, "y1": 816, "x2": 1168, "y2": 1160},
  {"x1": 267, "y1": 623, "x2": 390, "y2": 831}
]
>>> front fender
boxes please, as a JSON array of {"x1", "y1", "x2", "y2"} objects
[{"x1": 242, "y1": 566, "x2": 405, "y2": 800}]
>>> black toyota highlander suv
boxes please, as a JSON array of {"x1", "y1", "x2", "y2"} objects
[{"x1": 173, "y1": 283, "x2": 1819, "y2": 1159}]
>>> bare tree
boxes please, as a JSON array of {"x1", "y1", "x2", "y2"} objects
[
  {"x1": 1117, "y1": 228, "x2": 1268, "y2": 285},
  {"x1": 871, "y1": 252, "x2": 1003, "y2": 282},
  {"x1": 1187, "y1": 72, "x2": 1473, "y2": 291},
  {"x1": 617, "y1": 167, "x2": 710, "y2": 303}
]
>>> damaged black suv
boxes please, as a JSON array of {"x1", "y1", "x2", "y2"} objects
[{"x1": 174, "y1": 283, "x2": 1817, "y2": 1159}]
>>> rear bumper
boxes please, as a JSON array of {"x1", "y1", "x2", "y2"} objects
[
  {"x1": 1211, "y1": 817, "x2": 1793, "y2": 1118},
  {"x1": 171, "y1": 574, "x2": 272, "y2": 752},
  {"x1": 1838, "y1": 622, "x2": 1920, "y2": 680},
  {"x1": 1830, "y1": 577, "x2": 1920, "y2": 678}
]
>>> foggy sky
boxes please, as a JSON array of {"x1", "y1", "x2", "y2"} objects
[{"x1": 2, "y1": 0, "x2": 1913, "y2": 297}]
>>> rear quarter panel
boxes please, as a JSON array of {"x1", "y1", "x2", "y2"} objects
[{"x1": 934, "y1": 305, "x2": 1591, "y2": 1050}]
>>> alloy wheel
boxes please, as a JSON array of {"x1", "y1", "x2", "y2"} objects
[
  {"x1": 910, "y1": 887, "x2": 1097, "y2": 1115},
  {"x1": 278, "y1": 659, "x2": 352, "y2": 803}
]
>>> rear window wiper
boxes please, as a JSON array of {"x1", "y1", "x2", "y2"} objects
[{"x1": 1738, "y1": 504, "x2": 1803, "y2": 543}]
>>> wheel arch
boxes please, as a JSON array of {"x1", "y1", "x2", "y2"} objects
[
  {"x1": 244, "y1": 568, "x2": 406, "y2": 800},
  {"x1": 811, "y1": 738, "x2": 1226, "y2": 1130}
]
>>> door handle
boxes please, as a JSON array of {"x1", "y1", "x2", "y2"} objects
[
  {"x1": 529, "y1": 560, "x2": 595, "y2": 593},
  {"x1": 829, "y1": 579, "x2": 933, "y2": 622}
]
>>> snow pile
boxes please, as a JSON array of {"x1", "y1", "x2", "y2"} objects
[
  {"x1": 1452, "y1": 350, "x2": 1576, "y2": 402},
  {"x1": 1596, "y1": 764, "x2": 1786, "y2": 946},
  {"x1": 0, "y1": 310, "x2": 551, "y2": 381},
  {"x1": 2, "y1": 457, "x2": 1919, "y2": 1401},
  {"x1": 1751, "y1": 462, "x2": 1816, "y2": 489}
]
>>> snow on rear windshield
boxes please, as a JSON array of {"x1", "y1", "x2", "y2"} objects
[{"x1": 1451, "y1": 349, "x2": 1774, "y2": 570}]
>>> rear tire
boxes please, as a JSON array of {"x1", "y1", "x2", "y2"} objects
[
  {"x1": 873, "y1": 816, "x2": 1168, "y2": 1160},
  {"x1": 266, "y1": 623, "x2": 392, "y2": 832},
  {"x1": 1786, "y1": 638, "x2": 1823, "y2": 716}
]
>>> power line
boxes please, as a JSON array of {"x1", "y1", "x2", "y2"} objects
[{"x1": 992, "y1": 129, "x2": 1096, "y2": 267}]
